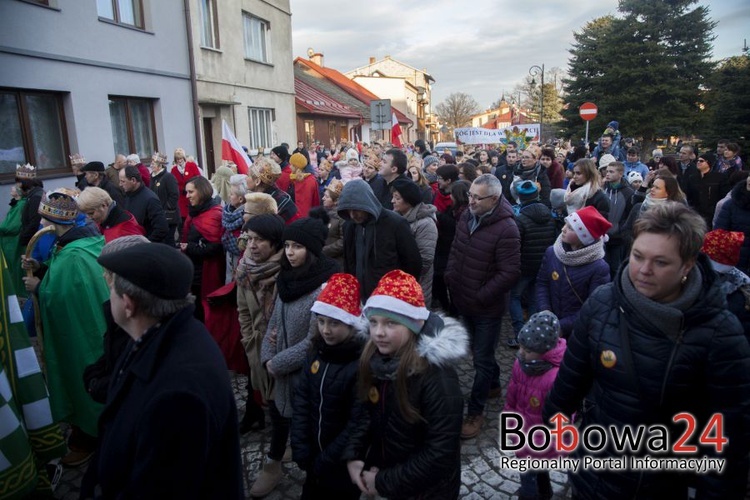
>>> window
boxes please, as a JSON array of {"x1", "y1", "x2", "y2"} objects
[
  {"x1": 199, "y1": 0, "x2": 219, "y2": 49},
  {"x1": 0, "y1": 89, "x2": 69, "y2": 178},
  {"x1": 303, "y1": 120, "x2": 315, "y2": 147},
  {"x1": 108, "y1": 97, "x2": 157, "y2": 158},
  {"x1": 243, "y1": 14, "x2": 270, "y2": 63},
  {"x1": 96, "y1": 0, "x2": 144, "y2": 29},
  {"x1": 248, "y1": 108, "x2": 273, "y2": 149}
]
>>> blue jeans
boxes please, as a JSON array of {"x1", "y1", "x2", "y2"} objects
[
  {"x1": 519, "y1": 470, "x2": 552, "y2": 499},
  {"x1": 509, "y1": 275, "x2": 537, "y2": 336},
  {"x1": 463, "y1": 315, "x2": 501, "y2": 416}
]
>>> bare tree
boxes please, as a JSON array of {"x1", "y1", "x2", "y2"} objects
[{"x1": 435, "y1": 92, "x2": 480, "y2": 129}]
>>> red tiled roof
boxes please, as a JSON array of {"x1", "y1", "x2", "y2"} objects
[
  {"x1": 295, "y1": 78, "x2": 361, "y2": 118},
  {"x1": 295, "y1": 58, "x2": 413, "y2": 126}
]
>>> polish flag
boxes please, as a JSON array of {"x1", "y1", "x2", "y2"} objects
[
  {"x1": 221, "y1": 120, "x2": 252, "y2": 174},
  {"x1": 391, "y1": 112, "x2": 403, "y2": 148}
]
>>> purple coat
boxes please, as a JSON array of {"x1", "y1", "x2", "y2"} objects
[
  {"x1": 535, "y1": 246, "x2": 610, "y2": 337},
  {"x1": 444, "y1": 196, "x2": 520, "y2": 318},
  {"x1": 503, "y1": 338, "x2": 567, "y2": 458}
]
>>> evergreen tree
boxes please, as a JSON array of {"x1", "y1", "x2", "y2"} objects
[
  {"x1": 562, "y1": 1, "x2": 716, "y2": 147},
  {"x1": 703, "y1": 55, "x2": 750, "y2": 154}
]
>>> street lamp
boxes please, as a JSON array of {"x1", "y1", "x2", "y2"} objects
[{"x1": 529, "y1": 64, "x2": 545, "y2": 142}]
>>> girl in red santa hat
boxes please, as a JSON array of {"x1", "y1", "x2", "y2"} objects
[{"x1": 343, "y1": 270, "x2": 468, "y2": 500}]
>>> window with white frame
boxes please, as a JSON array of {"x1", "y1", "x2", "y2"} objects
[
  {"x1": 248, "y1": 108, "x2": 273, "y2": 150},
  {"x1": 96, "y1": 0, "x2": 144, "y2": 29},
  {"x1": 243, "y1": 13, "x2": 270, "y2": 63},
  {"x1": 199, "y1": 0, "x2": 219, "y2": 49}
]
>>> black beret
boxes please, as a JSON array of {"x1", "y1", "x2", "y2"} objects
[
  {"x1": 391, "y1": 178, "x2": 422, "y2": 208},
  {"x1": 82, "y1": 161, "x2": 105, "y2": 172},
  {"x1": 97, "y1": 243, "x2": 194, "y2": 300}
]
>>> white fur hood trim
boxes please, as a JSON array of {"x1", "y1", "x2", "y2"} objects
[{"x1": 416, "y1": 314, "x2": 469, "y2": 366}]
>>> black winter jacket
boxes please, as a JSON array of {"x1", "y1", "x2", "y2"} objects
[
  {"x1": 602, "y1": 182, "x2": 634, "y2": 244},
  {"x1": 342, "y1": 314, "x2": 466, "y2": 500},
  {"x1": 444, "y1": 196, "x2": 520, "y2": 317},
  {"x1": 495, "y1": 163, "x2": 552, "y2": 207},
  {"x1": 685, "y1": 170, "x2": 730, "y2": 229},
  {"x1": 515, "y1": 201, "x2": 557, "y2": 277},
  {"x1": 543, "y1": 255, "x2": 750, "y2": 499},
  {"x1": 291, "y1": 334, "x2": 365, "y2": 494},
  {"x1": 122, "y1": 185, "x2": 169, "y2": 242},
  {"x1": 714, "y1": 182, "x2": 750, "y2": 274},
  {"x1": 19, "y1": 186, "x2": 44, "y2": 246},
  {"x1": 338, "y1": 179, "x2": 422, "y2": 299}
]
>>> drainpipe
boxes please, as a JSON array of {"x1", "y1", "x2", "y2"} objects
[{"x1": 183, "y1": 0, "x2": 203, "y2": 169}]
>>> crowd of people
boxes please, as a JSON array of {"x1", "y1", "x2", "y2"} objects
[{"x1": 1, "y1": 127, "x2": 749, "y2": 499}]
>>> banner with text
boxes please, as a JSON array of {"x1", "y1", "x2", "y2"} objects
[{"x1": 454, "y1": 124, "x2": 540, "y2": 145}]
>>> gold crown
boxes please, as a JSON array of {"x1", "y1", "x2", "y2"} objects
[
  {"x1": 151, "y1": 151, "x2": 168, "y2": 164},
  {"x1": 38, "y1": 193, "x2": 79, "y2": 224},
  {"x1": 69, "y1": 154, "x2": 86, "y2": 166},
  {"x1": 15, "y1": 163, "x2": 37, "y2": 179}
]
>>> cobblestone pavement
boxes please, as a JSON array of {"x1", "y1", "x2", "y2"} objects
[{"x1": 54, "y1": 317, "x2": 572, "y2": 499}]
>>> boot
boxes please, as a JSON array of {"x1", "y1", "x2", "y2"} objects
[
  {"x1": 240, "y1": 399, "x2": 266, "y2": 434},
  {"x1": 249, "y1": 459, "x2": 282, "y2": 497}
]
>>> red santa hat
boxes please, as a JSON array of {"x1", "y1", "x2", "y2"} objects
[
  {"x1": 363, "y1": 270, "x2": 429, "y2": 333},
  {"x1": 701, "y1": 229, "x2": 745, "y2": 273},
  {"x1": 565, "y1": 206, "x2": 612, "y2": 246},
  {"x1": 311, "y1": 273, "x2": 363, "y2": 326}
]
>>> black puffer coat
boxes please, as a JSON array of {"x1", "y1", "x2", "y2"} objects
[
  {"x1": 291, "y1": 333, "x2": 365, "y2": 494},
  {"x1": 543, "y1": 255, "x2": 750, "y2": 499},
  {"x1": 714, "y1": 182, "x2": 750, "y2": 274},
  {"x1": 342, "y1": 314, "x2": 467, "y2": 500},
  {"x1": 515, "y1": 200, "x2": 557, "y2": 277}
]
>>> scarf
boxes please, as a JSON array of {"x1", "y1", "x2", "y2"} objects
[
  {"x1": 619, "y1": 264, "x2": 702, "y2": 340},
  {"x1": 639, "y1": 193, "x2": 669, "y2": 213},
  {"x1": 563, "y1": 182, "x2": 592, "y2": 215},
  {"x1": 516, "y1": 352, "x2": 554, "y2": 376},
  {"x1": 370, "y1": 353, "x2": 400, "y2": 381},
  {"x1": 716, "y1": 267, "x2": 750, "y2": 296},
  {"x1": 221, "y1": 204, "x2": 245, "y2": 231},
  {"x1": 553, "y1": 234, "x2": 605, "y2": 266},
  {"x1": 276, "y1": 255, "x2": 338, "y2": 302},
  {"x1": 235, "y1": 249, "x2": 282, "y2": 290},
  {"x1": 183, "y1": 198, "x2": 222, "y2": 243}
]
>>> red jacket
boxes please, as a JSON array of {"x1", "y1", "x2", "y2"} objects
[
  {"x1": 171, "y1": 162, "x2": 202, "y2": 219},
  {"x1": 102, "y1": 213, "x2": 146, "y2": 242},
  {"x1": 290, "y1": 174, "x2": 320, "y2": 218}
]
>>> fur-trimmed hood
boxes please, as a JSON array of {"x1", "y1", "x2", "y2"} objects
[{"x1": 416, "y1": 313, "x2": 469, "y2": 366}]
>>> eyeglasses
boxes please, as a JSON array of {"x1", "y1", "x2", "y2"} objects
[{"x1": 469, "y1": 193, "x2": 495, "y2": 202}]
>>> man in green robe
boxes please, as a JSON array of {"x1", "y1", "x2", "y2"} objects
[
  {"x1": 23, "y1": 192, "x2": 108, "y2": 466},
  {"x1": 0, "y1": 186, "x2": 28, "y2": 298}
]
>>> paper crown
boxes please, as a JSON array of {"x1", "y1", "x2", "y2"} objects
[
  {"x1": 151, "y1": 152, "x2": 168, "y2": 165},
  {"x1": 38, "y1": 192, "x2": 79, "y2": 225},
  {"x1": 69, "y1": 154, "x2": 86, "y2": 166},
  {"x1": 15, "y1": 163, "x2": 36, "y2": 179},
  {"x1": 311, "y1": 273, "x2": 362, "y2": 326},
  {"x1": 325, "y1": 178, "x2": 344, "y2": 199}
]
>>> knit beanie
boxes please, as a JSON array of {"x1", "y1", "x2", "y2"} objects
[
  {"x1": 282, "y1": 217, "x2": 328, "y2": 257},
  {"x1": 626, "y1": 171, "x2": 643, "y2": 184},
  {"x1": 565, "y1": 205, "x2": 612, "y2": 246},
  {"x1": 550, "y1": 188, "x2": 566, "y2": 211},
  {"x1": 290, "y1": 152, "x2": 308, "y2": 169},
  {"x1": 599, "y1": 154, "x2": 616, "y2": 170},
  {"x1": 517, "y1": 180, "x2": 539, "y2": 203},
  {"x1": 346, "y1": 148, "x2": 359, "y2": 162},
  {"x1": 271, "y1": 145, "x2": 289, "y2": 162},
  {"x1": 391, "y1": 178, "x2": 422, "y2": 208},
  {"x1": 518, "y1": 311, "x2": 560, "y2": 354},
  {"x1": 701, "y1": 229, "x2": 745, "y2": 273},
  {"x1": 363, "y1": 270, "x2": 429, "y2": 334},
  {"x1": 423, "y1": 156, "x2": 439, "y2": 170},
  {"x1": 243, "y1": 213, "x2": 285, "y2": 249},
  {"x1": 311, "y1": 273, "x2": 363, "y2": 326},
  {"x1": 698, "y1": 152, "x2": 716, "y2": 168}
]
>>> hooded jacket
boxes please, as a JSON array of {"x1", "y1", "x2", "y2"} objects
[
  {"x1": 342, "y1": 314, "x2": 468, "y2": 500},
  {"x1": 543, "y1": 255, "x2": 750, "y2": 499},
  {"x1": 603, "y1": 181, "x2": 635, "y2": 244},
  {"x1": 444, "y1": 195, "x2": 521, "y2": 317},
  {"x1": 714, "y1": 182, "x2": 750, "y2": 273},
  {"x1": 516, "y1": 200, "x2": 557, "y2": 277},
  {"x1": 337, "y1": 179, "x2": 422, "y2": 299}
]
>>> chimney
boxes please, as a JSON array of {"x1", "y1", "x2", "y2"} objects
[
  {"x1": 311, "y1": 52, "x2": 324, "y2": 67},
  {"x1": 369, "y1": 56, "x2": 376, "y2": 64}
]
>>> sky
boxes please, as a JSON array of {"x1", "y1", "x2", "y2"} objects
[{"x1": 290, "y1": 0, "x2": 749, "y2": 110}]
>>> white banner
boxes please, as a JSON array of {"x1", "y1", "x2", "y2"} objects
[{"x1": 454, "y1": 124, "x2": 540, "y2": 145}]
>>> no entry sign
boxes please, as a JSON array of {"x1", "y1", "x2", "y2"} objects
[{"x1": 579, "y1": 102, "x2": 598, "y2": 121}]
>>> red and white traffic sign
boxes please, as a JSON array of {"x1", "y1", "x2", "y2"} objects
[{"x1": 579, "y1": 102, "x2": 598, "y2": 121}]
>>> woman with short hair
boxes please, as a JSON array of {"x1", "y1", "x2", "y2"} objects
[{"x1": 544, "y1": 202, "x2": 750, "y2": 499}]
